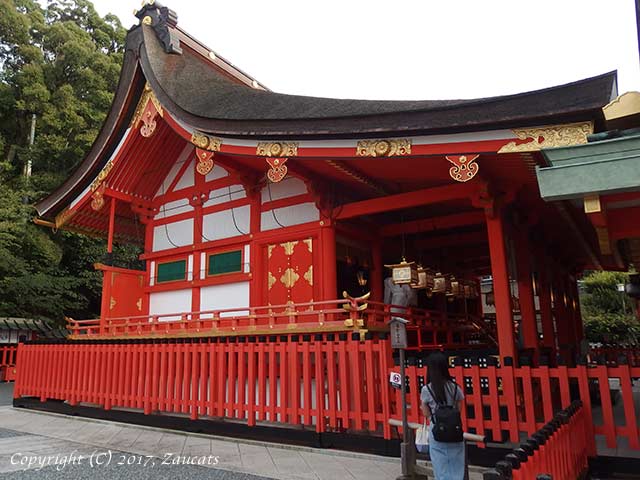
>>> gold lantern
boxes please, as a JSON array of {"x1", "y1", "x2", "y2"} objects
[
  {"x1": 447, "y1": 277, "x2": 464, "y2": 299},
  {"x1": 411, "y1": 266, "x2": 435, "y2": 290},
  {"x1": 432, "y1": 273, "x2": 452, "y2": 294},
  {"x1": 385, "y1": 259, "x2": 418, "y2": 285},
  {"x1": 463, "y1": 282, "x2": 479, "y2": 299}
]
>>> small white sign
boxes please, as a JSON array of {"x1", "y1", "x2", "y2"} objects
[{"x1": 389, "y1": 371, "x2": 402, "y2": 389}]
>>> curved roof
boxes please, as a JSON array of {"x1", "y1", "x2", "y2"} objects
[
  {"x1": 139, "y1": 23, "x2": 616, "y2": 137},
  {"x1": 34, "y1": 2, "x2": 617, "y2": 218}
]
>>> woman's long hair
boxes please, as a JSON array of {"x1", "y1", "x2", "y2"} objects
[{"x1": 427, "y1": 352, "x2": 454, "y2": 405}]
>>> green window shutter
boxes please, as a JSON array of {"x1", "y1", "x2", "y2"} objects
[
  {"x1": 157, "y1": 260, "x2": 187, "y2": 283},
  {"x1": 208, "y1": 250, "x2": 242, "y2": 275}
]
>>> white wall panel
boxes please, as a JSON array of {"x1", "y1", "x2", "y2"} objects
[
  {"x1": 154, "y1": 198, "x2": 194, "y2": 220},
  {"x1": 261, "y1": 202, "x2": 319, "y2": 231},
  {"x1": 244, "y1": 244, "x2": 250, "y2": 273},
  {"x1": 261, "y1": 176, "x2": 307, "y2": 203},
  {"x1": 149, "y1": 261, "x2": 156, "y2": 286},
  {"x1": 152, "y1": 218, "x2": 194, "y2": 252},
  {"x1": 200, "y1": 282, "x2": 249, "y2": 317},
  {"x1": 174, "y1": 158, "x2": 195, "y2": 191},
  {"x1": 187, "y1": 254, "x2": 194, "y2": 281},
  {"x1": 205, "y1": 164, "x2": 229, "y2": 182},
  {"x1": 154, "y1": 145, "x2": 194, "y2": 197},
  {"x1": 149, "y1": 289, "x2": 192, "y2": 321},
  {"x1": 201, "y1": 205, "x2": 250, "y2": 241},
  {"x1": 203, "y1": 185, "x2": 246, "y2": 208}
]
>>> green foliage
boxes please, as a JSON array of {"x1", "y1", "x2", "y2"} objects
[
  {"x1": 580, "y1": 271, "x2": 639, "y2": 345},
  {"x1": 0, "y1": 0, "x2": 134, "y2": 323}
]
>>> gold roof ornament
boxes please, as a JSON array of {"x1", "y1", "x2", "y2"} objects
[
  {"x1": 602, "y1": 91, "x2": 640, "y2": 122},
  {"x1": 498, "y1": 122, "x2": 593, "y2": 153},
  {"x1": 384, "y1": 259, "x2": 418, "y2": 285},
  {"x1": 356, "y1": 139, "x2": 411, "y2": 157}
]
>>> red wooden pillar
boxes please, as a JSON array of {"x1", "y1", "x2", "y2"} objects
[
  {"x1": 320, "y1": 222, "x2": 337, "y2": 300},
  {"x1": 537, "y1": 259, "x2": 556, "y2": 355},
  {"x1": 371, "y1": 240, "x2": 383, "y2": 302},
  {"x1": 515, "y1": 231, "x2": 538, "y2": 350},
  {"x1": 249, "y1": 190, "x2": 262, "y2": 307},
  {"x1": 107, "y1": 197, "x2": 116, "y2": 253},
  {"x1": 485, "y1": 209, "x2": 516, "y2": 364}
]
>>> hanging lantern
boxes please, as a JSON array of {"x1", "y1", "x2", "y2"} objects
[
  {"x1": 463, "y1": 282, "x2": 478, "y2": 299},
  {"x1": 447, "y1": 277, "x2": 465, "y2": 299},
  {"x1": 432, "y1": 273, "x2": 452, "y2": 294},
  {"x1": 485, "y1": 289, "x2": 495, "y2": 306},
  {"x1": 384, "y1": 259, "x2": 418, "y2": 285},
  {"x1": 411, "y1": 266, "x2": 435, "y2": 290}
]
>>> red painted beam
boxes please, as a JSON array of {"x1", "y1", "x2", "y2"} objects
[
  {"x1": 336, "y1": 183, "x2": 479, "y2": 220},
  {"x1": 608, "y1": 206, "x2": 640, "y2": 239},
  {"x1": 381, "y1": 211, "x2": 484, "y2": 237},
  {"x1": 415, "y1": 230, "x2": 487, "y2": 250}
]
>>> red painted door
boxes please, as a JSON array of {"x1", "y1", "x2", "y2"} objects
[{"x1": 264, "y1": 238, "x2": 314, "y2": 310}]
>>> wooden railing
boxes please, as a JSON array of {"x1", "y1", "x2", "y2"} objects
[
  {"x1": 66, "y1": 298, "x2": 492, "y2": 350},
  {"x1": 484, "y1": 401, "x2": 590, "y2": 480},
  {"x1": 14, "y1": 338, "x2": 640, "y2": 453},
  {"x1": 590, "y1": 345, "x2": 640, "y2": 367},
  {"x1": 0, "y1": 345, "x2": 17, "y2": 381},
  {"x1": 389, "y1": 362, "x2": 640, "y2": 452}
]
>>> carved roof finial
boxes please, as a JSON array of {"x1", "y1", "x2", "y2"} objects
[{"x1": 135, "y1": 1, "x2": 182, "y2": 54}]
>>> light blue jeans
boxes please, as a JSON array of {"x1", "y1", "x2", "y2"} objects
[{"x1": 428, "y1": 430, "x2": 465, "y2": 480}]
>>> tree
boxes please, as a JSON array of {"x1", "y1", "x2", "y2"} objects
[
  {"x1": 0, "y1": 0, "x2": 136, "y2": 323},
  {"x1": 580, "y1": 271, "x2": 639, "y2": 345}
]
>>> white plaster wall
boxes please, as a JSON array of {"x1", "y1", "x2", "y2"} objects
[
  {"x1": 149, "y1": 289, "x2": 192, "y2": 321},
  {"x1": 154, "y1": 145, "x2": 194, "y2": 198},
  {"x1": 200, "y1": 282, "x2": 250, "y2": 317},
  {"x1": 173, "y1": 158, "x2": 195, "y2": 191},
  {"x1": 154, "y1": 198, "x2": 194, "y2": 220},
  {"x1": 261, "y1": 202, "x2": 319, "y2": 231},
  {"x1": 201, "y1": 205, "x2": 250, "y2": 240},
  {"x1": 203, "y1": 185, "x2": 246, "y2": 208},
  {"x1": 205, "y1": 164, "x2": 229, "y2": 182},
  {"x1": 244, "y1": 244, "x2": 250, "y2": 273},
  {"x1": 152, "y1": 218, "x2": 194, "y2": 252},
  {"x1": 261, "y1": 176, "x2": 307, "y2": 203}
]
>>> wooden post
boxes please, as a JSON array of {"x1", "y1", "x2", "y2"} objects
[
  {"x1": 107, "y1": 196, "x2": 116, "y2": 253},
  {"x1": 537, "y1": 259, "x2": 556, "y2": 356},
  {"x1": 321, "y1": 223, "x2": 337, "y2": 300},
  {"x1": 515, "y1": 231, "x2": 538, "y2": 350},
  {"x1": 485, "y1": 209, "x2": 516, "y2": 364}
]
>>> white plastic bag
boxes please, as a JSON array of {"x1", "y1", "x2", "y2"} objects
[{"x1": 415, "y1": 420, "x2": 429, "y2": 453}]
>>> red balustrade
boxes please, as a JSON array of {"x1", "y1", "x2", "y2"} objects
[{"x1": 0, "y1": 345, "x2": 17, "y2": 382}]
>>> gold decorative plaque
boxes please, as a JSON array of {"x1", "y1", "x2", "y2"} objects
[
  {"x1": 191, "y1": 131, "x2": 222, "y2": 152},
  {"x1": 131, "y1": 82, "x2": 163, "y2": 128},
  {"x1": 256, "y1": 142, "x2": 298, "y2": 157},
  {"x1": 498, "y1": 122, "x2": 593, "y2": 153},
  {"x1": 90, "y1": 158, "x2": 115, "y2": 192},
  {"x1": 356, "y1": 139, "x2": 411, "y2": 157}
]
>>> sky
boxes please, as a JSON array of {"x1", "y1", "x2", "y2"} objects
[{"x1": 91, "y1": 0, "x2": 640, "y2": 101}]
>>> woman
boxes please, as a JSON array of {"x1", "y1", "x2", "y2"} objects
[{"x1": 420, "y1": 352, "x2": 465, "y2": 480}]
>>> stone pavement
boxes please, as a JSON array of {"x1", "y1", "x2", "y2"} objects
[{"x1": 0, "y1": 406, "x2": 407, "y2": 480}]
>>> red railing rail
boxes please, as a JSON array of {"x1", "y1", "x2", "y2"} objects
[
  {"x1": 389, "y1": 362, "x2": 640, "y2": 452},
  {"x1": 14, "y1": 338, "x2": 640, "y2": 453},
  {"x1": 590, "y1": 345, "x2": 640, "y2": 367},
  {"x1": 0, "y1": 345, "x2": 17, "y2": 367},
  {"x1": 484, "y1": 401, "x2": 590, "y2": 480},
  {"x1": 66, "y1": 298, "x2": 491, "y2": 348}
]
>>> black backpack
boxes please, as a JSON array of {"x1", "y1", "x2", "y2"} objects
[{"x1": 427, "y1": 383, "x2": 463, "y2": 443}]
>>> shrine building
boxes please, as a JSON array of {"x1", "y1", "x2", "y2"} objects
[{"x1": 16, "y1": 2, "x2": 640, "y2": 461}]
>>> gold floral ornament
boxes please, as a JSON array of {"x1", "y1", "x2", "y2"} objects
[
  {"x1": 191, "y1": 131, "x2": 221, "y2": 152},
  {"x1": 446, "y1": 155, "x2": 479, "y2": 182},
  {"x1": 131, "y1": 83, "x2": 164, "y2": 138},
  {"x1": 256, "y1": 142, "x2": 298, "y2": 157},
  {"x1": 266, "y1": 157, "x2": 288, "y2": 183},
  {"x1": 280, "y1": 268, "x2": 300, "y2": 289},
  {"x1": 356, "y1": 139, "x2": 411, "y2": 157},
  {"x1": 91, "y1": 183, "x2": 106, "y2": 211},
  {"x1": 195, "y1": 148, "x2": 215, "y2": 176},
  {"x1": 498, "y1": 121, "x2": 593, "y2": 153}
]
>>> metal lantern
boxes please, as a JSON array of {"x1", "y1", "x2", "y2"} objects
[
  {"x1": 463, "y1": 282, "x2": 478, "y2": 299},
  {"x1": 432, "y1": 273, "x2": 452, "y2": 294},
  {"x1": 411, "y1": 266, "x2": 435, "y2": 290},
  {"x1": 447, "y1": 277, "x2": 464, "y2": 299},
  {"x1": 385, "y1": 259, "x2": 418, "y2": 285},
  {"x1": 485, "y1": 289, "x2": 495, "y2": 306}
]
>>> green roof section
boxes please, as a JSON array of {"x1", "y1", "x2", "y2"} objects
[{"x1": 537, "y1": 134, "x2": 640, "y2": 201}]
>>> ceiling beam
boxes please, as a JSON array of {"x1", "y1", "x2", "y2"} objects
[
  {"x1": 414, "y1": 230, "x2": 488, "y2": 250},
  {"x1": 335, "y1": 182, "x2": 480, "y2": 220},
  {"x1": 381, "y1": 211, "x2": 484, "y2": 237}
]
